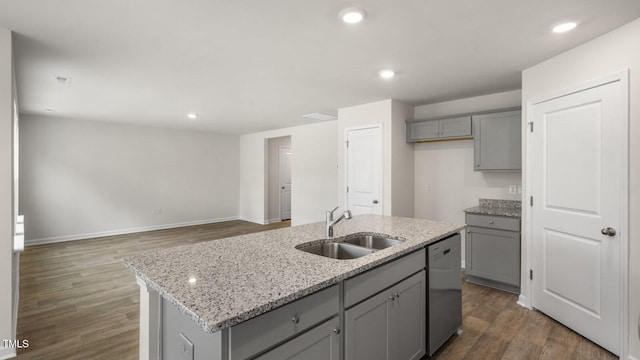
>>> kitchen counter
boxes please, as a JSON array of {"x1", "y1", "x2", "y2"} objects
[
  {"x1": 124, "y1": 215, "x2": 463, "y2": 333},
  {"x1": 463, "y1": 198, "x2": 521, "y2": 217}
]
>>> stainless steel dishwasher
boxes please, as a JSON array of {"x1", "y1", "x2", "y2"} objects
[{"x1": 427, "y1": 233, "x2": 462, "y2": 356}]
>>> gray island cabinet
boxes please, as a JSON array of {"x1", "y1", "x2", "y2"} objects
[{"x1": 124, "y1": 215, "x2": 464, "y2": 360}]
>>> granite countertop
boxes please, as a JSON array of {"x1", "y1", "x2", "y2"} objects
[
  {"x1": 123, "y1": 214, "x2": 464, "y2": 333},
  {"x1": 463, "y1": 198, "x2": 522, "y2": 217}
]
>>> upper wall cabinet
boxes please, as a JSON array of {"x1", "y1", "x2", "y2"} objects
[
  {"x1": 406, "y1": 115, "x2": 471, "y2": 142},
  {"x1": 472, "y1": 109, "x2": 522, "y2": 172}
]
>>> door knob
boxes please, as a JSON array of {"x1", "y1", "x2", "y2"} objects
[
  {"x1": 372, "y1": 199, "x2": 379, "y2": 204},
  {"x1": 601, "y1": 227, "x2": 616, "y2": 236}
]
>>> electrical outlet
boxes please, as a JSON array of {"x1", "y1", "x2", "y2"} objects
[
  {"x1": 179, "y1": 333, "x2": 194, "y2": 360},
  {"x1": 427, "y1": 183, "x2": 433, "y2": 191},
  {"x1": 508, "y1": 185, "x2": 517, "y2": 194}
]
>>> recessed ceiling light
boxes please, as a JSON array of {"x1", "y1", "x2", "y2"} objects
[
  {"x1": 553, "y1": 22, "x2": 577, "y2": 33},
  {"x1": 302, "y1": 112, "x2": 337, "y2": 121},
  {"x1": 339, "y1": 7, "x2": 366, "y2": 24},
  {"x1": 187, "y1": 113, "x2": 198, "y2": 119},
  {"x1": 379, "y1": 69, "x2": 395, "y2": 79}
]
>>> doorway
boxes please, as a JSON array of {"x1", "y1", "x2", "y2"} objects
[
  {"x1": 267, "y1": 136, "x2": 291, "y2": 223},
  {"x1": 527, "y1": 71, "x2": 629, "y2": 355}
]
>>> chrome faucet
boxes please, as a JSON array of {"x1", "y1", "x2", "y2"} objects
[{"x1": 326, "y1": 206, "x2": 352, "y2": 238}]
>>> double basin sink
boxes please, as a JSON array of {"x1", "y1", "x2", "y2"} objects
[{"x1": 296, "y1": 233, "x2": 406, "y2": 260}]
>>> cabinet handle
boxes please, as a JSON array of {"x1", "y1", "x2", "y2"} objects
[
  {"x1": 394, "y1": 292, "x2": 400, "y2": 299},
  {"x1": 389, "y1": 295, "x2": 395, "y2": 301},
  {"x1": 489, "y1": 220, "x2": 495, "y2": 224},
  {"x1": 467, "y1": 230, "x2": 471, "y2": 233},
  {"x1": 291, "y1": 315, "x2": 300, "y2": 324},
  {"x1": 333, "y1": 328, "x2": 341, "y2": 334}
]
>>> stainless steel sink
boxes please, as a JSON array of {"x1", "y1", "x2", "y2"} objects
[
  {"x1": 343, "y1": 234, "x2": 405, "y2": 249},
  {"x1": 297, "y1": 242, "x2": 375, "y2": 259},
  {"x1": 296, "y1": 233, "x2": 405, "y2": 259}
]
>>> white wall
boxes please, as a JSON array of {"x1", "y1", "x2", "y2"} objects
[
  {"x1": 391, "y1": 100, "x2": 415, "y2": 217},
  {"x1": 19, "y1": 116, "x2": 240, "y2": 243},
  {"x1": 0, "y1": 27, "x2": 16, "y2": 359},
  {"x1": 413, "y1": 90, "x2": 522, "y2": 263},
  {"x1": 239, "y1": 121, "x2": 337, "y2": 226},
  {"x1": 522, "y1": 18, "x2": 640, "y2": 359},
  {"x1": 267, "y1": 136, "x2": 291, "y2": 223},
  {"x1": 337, "y1": 99, "x2": 415, "y2": 216}
]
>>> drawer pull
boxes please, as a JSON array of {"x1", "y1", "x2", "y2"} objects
[
  {"x1": 489, "y1": 221, "x2": 495, "y2": 224},
  {"x1": 333, "y1": 328, "x2": 341, "y2": 334},
  {"x1": 443, "y1": 249, "x2": 451, "y2": 255},
  {"x1": 291, "y1": 315, "x2": 300, "y2": 324}
]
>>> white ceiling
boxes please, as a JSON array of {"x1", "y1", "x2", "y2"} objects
[{"x1": 1, "y1": 0, "x2": 640, "y2": 134}]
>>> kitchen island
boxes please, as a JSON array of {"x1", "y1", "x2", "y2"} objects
[{"x1": 124, "y1": 214, "x2": 464, "y2": 360}]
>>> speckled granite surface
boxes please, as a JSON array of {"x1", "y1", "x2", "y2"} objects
[
  {"x1": 463, "y1": 198, "x2": 521, "y2": 217},
  {"x1": 123, "y1": 215, "x2": 463, "y2": 333}
]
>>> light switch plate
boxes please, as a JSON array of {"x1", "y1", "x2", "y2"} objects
[{"x1": 179, "y1": 332, "x2": 194, "y2": 360}]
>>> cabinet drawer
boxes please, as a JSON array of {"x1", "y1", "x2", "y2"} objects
[
  {"x1": 230, "y1": 285, "x2": 339, "y2": 360},
  {"x1": 465, "y1": 213, "x2": 520, "y2": 231},
  {"x1": 344, "y1": 249, "x2": 425, "y2": 308}
]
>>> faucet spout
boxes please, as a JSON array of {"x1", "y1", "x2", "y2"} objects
[{"x1": 325, "y1": 207, "x2": 352, "y2": 238}]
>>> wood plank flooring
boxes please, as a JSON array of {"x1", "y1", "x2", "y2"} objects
[{"x1": 14, "y1": 220, "x2": 615, "y2": 360}]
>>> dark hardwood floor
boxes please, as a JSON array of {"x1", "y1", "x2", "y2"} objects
[{"x1": 14, "y1": 220, "x2": 614, "y2": 359}]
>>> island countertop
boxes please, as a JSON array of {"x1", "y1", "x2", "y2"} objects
[{"x1": 123, "y1": 215, "x2": 464, "y2": 333}]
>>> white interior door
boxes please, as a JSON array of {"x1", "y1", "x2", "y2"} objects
[
  {"x1": 346, "y1": 125, "x2": 382, "y2": 215},
  {"x1": 530, "y1": 74, "x2": 627, "y2": 355},
  {"x1": 279, "y1": 146, "x2": 292, "y2": 221}
]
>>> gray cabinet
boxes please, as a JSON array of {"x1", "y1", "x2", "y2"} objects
[
  {"x1": 406, "y1": 116, "x2": 471, "y2": 142},
  {"x1": 345, "y1": 271, "x2": 426, "y2": 360},
  {"x1": 472, "y1": 110, "x2": 522, "y2": 172},
  {"x1": 465, "y1": 213, "x2": 521, "y2": 293},
  {"x1": 256, "y1": 317, "x2": 340, "y2": 360}
]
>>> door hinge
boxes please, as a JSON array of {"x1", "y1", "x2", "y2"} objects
[
  {"x1": 528, "y1": 121, "x2": 534, "y2": 132},
  {"x1": 346, "y1": 141, "x2": 349, "y2": 148},
  {"x1": 530, "y1": 196, "x2": 533, "y2": 206},
  {"x1": 346, "y1": 186, "x2": 349, "y2": 193},
  {"x1": 530, "y1": 269, "x2": 533, "y2": 280}
]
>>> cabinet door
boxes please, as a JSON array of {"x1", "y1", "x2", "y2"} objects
[
  {"x1": 345, "y1": 271, "x2": 426, "y2": 360},
  {"x1": 473, "y1": 110, "x2": 522, "y2": 171},
  {"x1": 389, "y1": 271, "x2": 426, "y2": 360},
  {"x1": 408, "y1": 120, "x2": 439, "y2": 141},
  {"x1": 256, "y1": 317, "x2": 340, "y2": 360},
  {"x1": 465, "y1": 226, "x2": 520, "y2": 286},
  {"x1": 345, "y1": 290, "x2": 389, "y2": 360},
  {"x1": 438, "y1": 116, "x2": 472, "y2": 138}
]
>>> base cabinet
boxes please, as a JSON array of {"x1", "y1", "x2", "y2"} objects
[
  {"x1": 345, "y1": 271, "x2": 426, "y2": 360},
  {"x1": 465, "y1": 213, "x2": 521, "y2": 293},
  {"x1": 256, "y1": 317, "x2": 340, "y2": 360}
]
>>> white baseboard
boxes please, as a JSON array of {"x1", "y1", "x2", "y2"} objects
[
  {"x1": 238, "y1": 216, "x2": 268, "y2": 225},
  {"x1": 0, "y1": 347, "x2": 16, "y2": 360},
  {"x1": 461, "y1": 260, "x2": 465, "y2": 269},
  {"x1": 25, "y1": 216, "x2": 240, "y2": 246},
  {"x1": 517, "y1": 294, "x2": 530, "y2": 309},
  {"x1": 267, "y1": 218, "x2": 282, "y2": 224},
  {"x1": 628, "y1": 354, "x2": 638, "y2": 360}
]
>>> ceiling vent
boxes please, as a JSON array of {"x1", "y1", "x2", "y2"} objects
[
  {"x1": 53, "y1": 75, "x2": 72, "y2": 85},
  {"x1": 302, "y1": 112, "x2": 337, "y2": 121}
]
